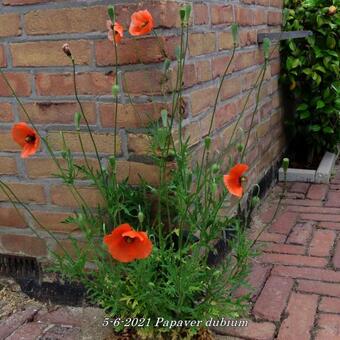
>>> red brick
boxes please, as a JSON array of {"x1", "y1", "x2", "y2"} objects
[
  {"x1": 0, "y1": 207, "x2": 26, "y2": 228},
  {"x1": 277, "y1": 293, "x2": 318, "y2": 340},
  {"x1": 287, "y1": 222, "x2": 313, "y2": 245},
  {"x1": 11, "y1": 40, "x2": 91, "y2": 67},
  {"x1": 7, "y1": 322, "x2": 46, "y2": 339},
  {"x1": 254, "y1": 8, "x2": 267, "y2": 25},
  {"x1": 212, "y1": 320, "x2": 276, "y2": 339},
  {"x1": 0, "y1": 307, "x2": 40, "y2": 340},
  {"x1": 307, "y1": 184, "x2": 328, "y2": 200},
  {"x1": 0, "y1": 182, "x2": 45, "y2": 204},
  {"x1": 289, "y1": 182, "x2": 310, "y2": 194},
  {"x1": 212, "y1": 55, "x2": 234, "y2": 78},
  {"x1": 47, "y1": 131, "x2": 120, "y2": 155},
  {"x1": 0, "y1": 72, "x2": 32, "y2": 97},
  {"x1": 95, "y1": 36, "x2": 179, "y2": 66},
  {"x1": 18, "y1": 102, "x2": 96, "y2": 124},
  {"x1": 218, "y1": 32, "x2": 233, "y2": 50},
  {"x1": 258, "y1": 0, "x2": 270, "y2": 5},
  {"x1": 319, "y1": 297, "x2": 340, "y2": 313},
  {"x1": 0, "y1": 234, "x2": 46, "y2": 257},
  {"x1": 267, "y1": 11, "x2": 282, "y2": 25},
  {"x1": 0, "y1": 103, "x2": 13, "y2": 122},
  {"x1": 128, "y1": 134, "x2": 150, "y2": 155},
  {"x1": 210, "y1": 4, "x2": 233, "y2": 25},
  {"x1": 333, "y1": 240, "x2": 340, "y2": 269},
  {"x1": 0, "y1": 13, "x2": 21, "y2": 37},
  {"x1": 35, "y1": 307, "x2": 81, "y2": 327},
  {"x1": 272, "y1": 265, "x2": 340, "y2": 282},
  {"x1": 220, "y1": 76, "x2": 242, "y2": 100},
  {"x1": 125, "y1": 161, "x2": 160, "y2": 186},
  {"x1": 33, "y1": 211, "x2": 78, "y2": 233},
  {"x1": 234, "y1": 262, "x2": 272, "y2": 301},
  {"x1": 287, "y1": 205, "x2": 339, "y2": 215},
  {"x1": 215, "y1": 101, "x2": 237, "y2": 129},
  {"x1": 253, "y1": 276, "x2": 293, "y2": 321},
  {"x1": 0, "y1": 45, "x2": 6, "y2": 67},
  {"x1": 35, "y1": 72, "x2": 114, "y2": 96},
  {"x1": 0, "y1": 157, "x2": 17, "y2": 175},
  {"x1": 319, "y1": 222, "x2": 340, "y2": 231},
  {"x1": 193, "y1": 3, "x2": 208, "y2": 25},
  {"x1": 263, "y1": 243, "x2": 305, "y2": 255},
  {"x1": 298, "y1": 279, "x2": 340, "y2": 297},
  {"x1": 50, "y1": 185, "x2": 104, "y2": 208},
  {"x1": 239, "y1": 30, "x2": 258, "y2": 47},
  {"x1": 3, "y1": 0, "x2": 47, "y2": 4},
  {"x1": 316, "y1": 314, "x2": 340, "y2": 340},
  {"x1": 260, "y1": 253, "x2": 327, "y2": 267},
  {"x1": 190, "y1": 86, "x2": 217, "y2": 116},
  {"x1": 189, "y1": 32, "x2": 216, "y2": 56},
  {"x1": 99, "y1": 102, "x2": 166, "y2": 128},
  {"x1": 269, "y1": 211, "x2": 297, "y2": 234},
  {"x1": 235, "y1": 6, "x2": 254, "y2": 26},
  {"x1": 195, "y1": 60, "x2": 212, "y2": 83},
  {"x1": 326, "y1": 191, "x2": 340, "y2": 207},
  {"x1": 284, "y1": 198, "x2": 323, "y2": 207},
  {"x1": 309, "y1": 229, "x2": 335, "y2": 257},
  {"x1": 270, "y1": 0, "x2": 283, "y2": 8},
  {"x1": 301, "y1": 213, "x2": 340, "y2": 222},
  {"x1": 234, "y1": 50, "x2": 257, "y2": 71},
  {"x1": 253, "y1": 231, "x2": 287, "y2": 243},
  {"x1": 24, "y1": 6, "x2": 107, "y2": 35}
]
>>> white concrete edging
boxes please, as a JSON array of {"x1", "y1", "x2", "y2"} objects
[{"x1": 278, "y1": 149, "x2": 338, "y2": 183}]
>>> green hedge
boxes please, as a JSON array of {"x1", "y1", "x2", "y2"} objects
[{"x1": 281, "y1": 0, "x2": 340, "y2": 162}]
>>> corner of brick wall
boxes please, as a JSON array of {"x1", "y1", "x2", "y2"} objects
[{"x1": 0, "y1": 0, "x2": 284, "y2": 262}]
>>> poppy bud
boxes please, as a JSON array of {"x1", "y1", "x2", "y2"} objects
[
  {"x1": 108, "y1": 5, "x2": 115, "y2": 22},
  {"x1": 112, "y1": 84, "x2": 120, "y2": 97},
  {"x1": 184, "y1": 4, "x2": 192, "y2": 23},
  {"x1": 163, "y1": 58, "x2": 171, "y2": 73},
  {"x1": 212, "y1": 163, "x2": 219, "y2": 174},
  {"x1": 138, "y1": 211, "x2": 144, "y2": 224},
  {"x1": 282, "y1": 158, "x2": 290, "y2": 173},
  {"x1": 74, "y1": 111, "x2": 81, "y2": 131},
  {"x1": 328, "y1": 5, "x2": 336, "y2": 15},
  {"x1": 204, "y1": 137, "x2": 211, "y2": 149},
  {"x1": 211, "y1": 181, "x2": 217, "y2": 193},
  {"x1": 251, "y1": 196, "x2": 260, "y2": 208},
  {"x1": 263, "y1": 38, "x2": 271, "y2": 60},
  {"x1": 62, "y1": 43, "x2": 72, "y2": 57},
  {"x1": 231, "y1": 23, "x2": 239, "y2": 46},
  {"x1": 237, "y1": 143, "x2": 244, "y2": 153},
  {"x1": 179, "y1": 8, "x2": 186, "y2": 22}
]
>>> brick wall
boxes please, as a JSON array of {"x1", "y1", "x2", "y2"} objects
[{"x1": 0, "y1": 0, "x2": 284, "y2": 261}]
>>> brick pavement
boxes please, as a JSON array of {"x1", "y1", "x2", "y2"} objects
[{"x1": 215, "y1": 161, "x2": 340, "y2": 340}]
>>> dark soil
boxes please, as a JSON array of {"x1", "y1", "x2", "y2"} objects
[{"x1": 284, "y1": 143, "x2": 323, "y2": 170}]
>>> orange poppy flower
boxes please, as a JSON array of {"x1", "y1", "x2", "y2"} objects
[
  {"x1": 129, "y1": 10, "x2": 154, "y2": 36},
  {"x1": 223, "y1": 163, "x2": 249, "y2": 198},
  {"x1": 11, "y1": 122, "x2": 40, "y2": 158},
  {"x1": 107, "y1": 20, "x2": 123, "y2": 44},
  {"x1": 103, "y1": 224, "x2": 153, "y2": 263}
]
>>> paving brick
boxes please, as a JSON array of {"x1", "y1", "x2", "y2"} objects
[
  {"x1": 300, "y1": 213, "x2": 340, "y2": 222},
  {"x1": 287, "y1": 222, "x2": 313, "y2": 245},
  {"x1": 35, "y1": 307, "x2": 81, "y2": 327},
  {"x1": 0, "y1": 307, "x2": 40, "y2": 339},
  {"x1": 319, "y1": 297, "x2": 340, "y2": 314},
  {"x1": 260, "y1": 254, "x2": 327, "y2": 267},
  {"x1": 297, "y1": 279, "x2": 340, "y2": 297},
  {"x1": 253, "y1": 276, "x2": 293, "y2": 321},
  {"x1": 325, "y1": 191, "x2": 340, "y2": 207},
  {"x1": 287, "y1": 205, "x2": 340, "y2": 215},
  {"x1": 263, "y1": 243, "x2": 305, "y2": 255},
  {"x1": 333, "y1": 240, "x2": 340, "y2": 270},
  {"x1": 277, "y1": 293, "x2": 318, "y2": 340},
  {"x1": 316, "y1": 314, "x2": 340, "y2": 340},
  {"x1": 252, "y1": 231, "x2": 286, "y2": 243},
  {"x1": 234, "y1": 262, "x2": 272, "y2": 301},
  {"x1": 309, "y1": 229, "x2": 336, "y2": 257},
  {"x1": 269, "y1": 211, "x2": 297, "y2": 234},
  {"x1": 6, "y1": 322, "x2": 47, "y2": 340},
  {"x1": 272, "y1": 265, "x2": 340, "y2": 282},
  {"x1": 307, "y1": 184, "x2": 328, "y2": 200},
  {"x1": 212, "y1": 320, "x2": 276, "y2": 340},
  {"x1": 289, "y1": 182, "x2": 310, "y2": 194}
]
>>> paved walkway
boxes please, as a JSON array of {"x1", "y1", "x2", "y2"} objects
[
  {"x1": 215, "y1": 160, "x2": 340, "y2": 340},
  {"x1": 1, "y1": 161, "x2": 339, "y2": 339}
]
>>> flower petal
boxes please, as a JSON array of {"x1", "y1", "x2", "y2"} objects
[{"x1": 12, "y1": 122, "x2": 33, "y2": 147}]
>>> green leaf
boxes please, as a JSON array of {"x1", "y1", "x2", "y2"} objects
[
  {"x1": 297, "y1": 103, "x2": 308, "y2": 111},
  {"x1": 310, "y1": 125, "x2": 321, "y2": 132},
  {"x1": 314, "y1": 65, "x2": 326, "y2": 73},
  {"x1": 299, "y1": 111, "x2": 310, "y2": 119},
  {"x1": 323, "y1": 127, "x2": 334, "y2": 134},
  {"x1": 316, "y1": 100, "x2": 325, "y2": 109}
]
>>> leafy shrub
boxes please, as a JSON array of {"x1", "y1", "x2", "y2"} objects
[{"x1": 281, "y1": 0, "x2": 340, "y2": 163}]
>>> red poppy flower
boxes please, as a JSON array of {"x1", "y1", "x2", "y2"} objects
[
  {"x1": 107, "y1": 20, "x2": 124, "y2": 44},
  {"x1": 11, "y1": 122, "x2": 40, "y2": 158},
  {"x1": 223, "y1": 163, "x2": 249, "y2": 198},
  {"x1": 103, "y1": 224, "x2": 153, "y2": 263},
  {"x1": 129, "y1": 10, "x2": 154, "y2": 36}
]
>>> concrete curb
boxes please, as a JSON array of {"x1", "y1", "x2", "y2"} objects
[{"x1": 278, "y1": 149, "x2": 338, "y2": 183}]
